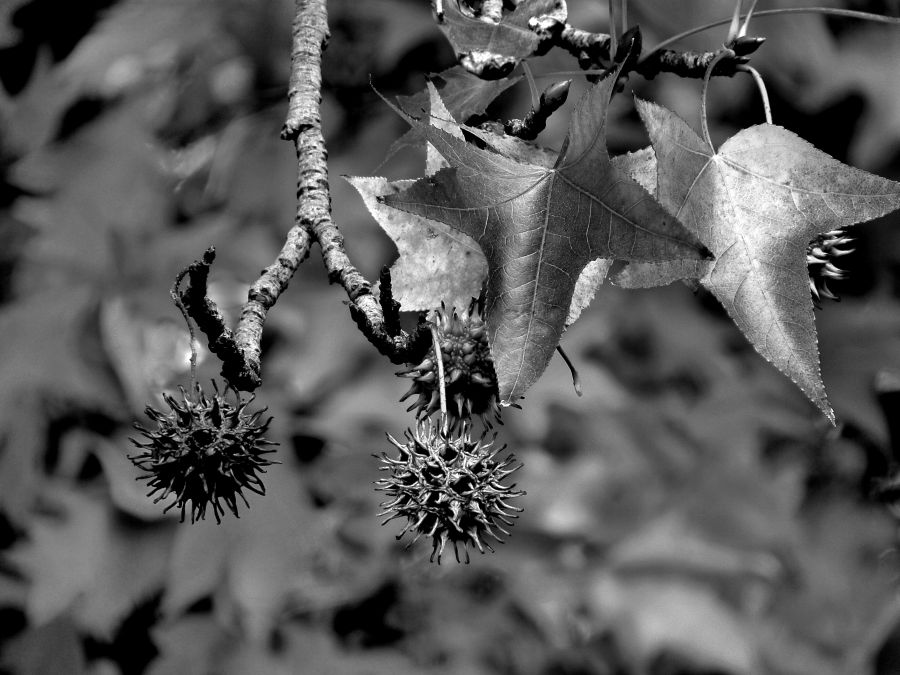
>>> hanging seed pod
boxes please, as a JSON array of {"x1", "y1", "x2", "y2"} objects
[
  {"x1": 397, "y1": 300, "x2": 501, "y2": 430},
  {"x1": 807, "y1": 228, "x2": 854, "y2": 307},
  {"x1": 130, "y1": 381, "x2": 278, "y2": 523},
  {"x1": 376, "y1": 420, "x2": 524, "y2": 563}
]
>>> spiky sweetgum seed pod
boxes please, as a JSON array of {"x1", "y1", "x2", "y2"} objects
[
  {"x1": 129, "y1": 381, "x2": 278, "y2": 523},
  {"x1": 376, "y1": 420, "x2": 524, "y2": 563},
  {"x1": 397, "y1": 302, "x2": 501, "y2": 429},
  {"x1": 807, "y1": 228, "x2": 854, "y2": 307}
]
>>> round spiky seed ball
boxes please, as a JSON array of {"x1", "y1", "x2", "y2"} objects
[
  {"x1": 807, "y1": 228, "x2": 854, "y2": 307},
  {"x1": 130, "y1": 381, "x2": 277, "y2": 523},
  {"x1": 398, "y1": 302, "x2": 501, "y2": 429},
  {"x1": 376, "y1": 420, "x2": 524, "y2": 563}
]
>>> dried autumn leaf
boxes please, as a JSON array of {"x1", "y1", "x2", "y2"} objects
[
  {"x1": 621, "y1": 99, "x2": 900, "y2": 422},
  {"x1": 383, "y1": 69, "x2": 709, "y2": 403},
  {"x1": 437, "y1": 0, "x2": 566, "y2": 78}
]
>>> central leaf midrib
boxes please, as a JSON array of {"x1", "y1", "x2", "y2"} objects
[
  {"x1": 508, "y1": 172, "x2": 556, "y2": 397},
  {"x1": 714, "y1": 164, "x2": 813, "y2": 389}
]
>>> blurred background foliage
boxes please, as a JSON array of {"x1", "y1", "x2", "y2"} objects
[{"x1": 1, "y1": 0, "x2": 900, "y2": 673}]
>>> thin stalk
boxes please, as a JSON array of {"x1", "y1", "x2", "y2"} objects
[
  {"x1": 430, "y1": 322, "x2": 449, "y2": 434},
  {"x1": 738, "y1": 64, "x2": 772, "y2": 124},
  {"x1": 522, "y1": 61, "x2": 540, "y2": 109},
  {"x1": 556, "y1": 345, "x2": 582, "y2": 396},
  {"x1": 738, "y1": 0, "x2": 759, "y2": 36},
  {"x1": 701, "y1": 50, "x2": 734, "y2": 152},
  {"x1": 642, "y1": 8, "x2": 900, "y2": 63},
  {"x1": 531, "y1": 69, "x2": 613, "y2": 78},
  {"x1": 609, "y1": 0, "x2": 619, "y2": 60}
]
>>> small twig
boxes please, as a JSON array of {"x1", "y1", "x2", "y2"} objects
[
  {"x1": 176, "y1": 248, "x2": 259, "y2": 389},
  {"x1": 634, "y1": 48, "x2": 745, "y2": 80},
  {"x1": 552, "y1": 22, "x2": 747, "y2": 81},
  {"x1": 556, "y1": 24, "x2": 611, "y2": 68},
  {"x1": 737, "y1": 64, "x2": 772, "y2": 124},
  {"x1": 643, "y1": 8, "x2": 900, "y2": 63},
  {"x1": 504, "y1": 79, "x2": 570, "y2": 140}
]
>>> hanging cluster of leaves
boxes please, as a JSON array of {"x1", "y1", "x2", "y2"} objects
[{"x1": 352, "y1": 4, "x2": 900, "y2": 427}]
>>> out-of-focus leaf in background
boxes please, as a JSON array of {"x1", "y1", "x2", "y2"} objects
[{"x1": 1, "y1": 1, "x2": 900, "y2": 674}]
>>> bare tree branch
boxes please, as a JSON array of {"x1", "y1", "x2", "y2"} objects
[{"x1": 176, "y1": 0, "x2": 429, "y2": 391}]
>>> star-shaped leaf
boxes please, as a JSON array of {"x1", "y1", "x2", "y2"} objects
[
  {"x1": 353, "y1": 82, "x2": 603, "y2": 316},
  {"x1": 623, "y1": 99, "x2": 900, "y2": 421},
  {"x1": 437, "y1": 0, "x2": 567, "y2": 79},
  {"x1": 382, "y1": 70, "x2": 709, "y2": 404}
]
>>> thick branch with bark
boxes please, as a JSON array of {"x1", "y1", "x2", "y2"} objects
[
  {"x1": 280, "y1": 0, "x2": 428, "y2": 364},
  {"x1": 175, "y1": 0, "x2": 429, "y2": 391}
]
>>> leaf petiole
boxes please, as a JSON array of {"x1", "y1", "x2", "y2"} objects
[
  {"x1": 430, "y1": 321, "x2": 449, "y2": 434},
  {"x1": 522, "y1": 61, "x2": 540, "y2": 109},
  {"x1": 556, "y1": 345, "x2": 582, "y2": 397},
  {"x1": 737, "y1": 64, "x2": 772, "y2": 125},
  {"x1": 700, "y1": 49, "x2": 734, "y2": 151}
]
